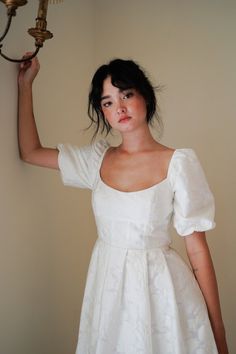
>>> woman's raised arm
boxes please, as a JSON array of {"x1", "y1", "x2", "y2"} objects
[{"x1": 18, "y1": 53, "x2": 59, "y2": 169}]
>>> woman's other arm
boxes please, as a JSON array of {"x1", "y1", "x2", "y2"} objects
[
  {"x1": 185, "y1": 231, "x2": 228, "y2": 354},
  {"x1": 18, "y1": 54, "x2": 59, "y2": 169}
]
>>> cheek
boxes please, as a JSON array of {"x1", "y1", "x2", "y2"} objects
[
  {"x1": 101, "y1": 108, "x2": 113, "y2": 123},
  {"x1": 101, "y1": 108, "x2": 108, "y2": 117},
  {"x1": 133, "y1": 99, "x2": 147, "y2": 117}
]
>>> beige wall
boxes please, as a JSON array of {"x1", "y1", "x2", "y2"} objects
[
  {"x1": 0, "y1": 1, "x2": 95, "y2": 354},
  {"x1": 0, "y1": 0, "x2": 235, "y2": 353}
]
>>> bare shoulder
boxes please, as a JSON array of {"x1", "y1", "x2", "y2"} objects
[
  {"x1": 155, "y1": 142, "x2": 175, "y2": 153},
  {"x1": 153, "y1": 142, "x2": 176, "y2": 164}
]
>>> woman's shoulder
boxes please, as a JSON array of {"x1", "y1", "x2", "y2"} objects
[
  {"x1": 168, "y1": 146, "x2": 208, "y2": 188},
  {"x1": 155, "y1": 144, "x2": 196, "y2": 171},
  {"x1": 92, "y1": 138, "x2": 110, "y2": 151},
  {"x1": 171, "y1": 147, "x2": 199, "y2": 167},
  {"x1": 89, "y1": 139, "x2": 110, "y2": 162},
  {"x1": 153, "y1": 143, "x2": 195, "y2": 157},
  {"x1": 58, "y1": 138, "x2": 110, "y2": 165}
]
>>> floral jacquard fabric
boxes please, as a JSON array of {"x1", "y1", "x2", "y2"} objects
[{"x1": 57, "y1": 140, "x2": 218, "y2": 354}]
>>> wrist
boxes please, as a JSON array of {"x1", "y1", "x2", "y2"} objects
[{"x1": 18, "y1": 80, "x2": 33, "y2": 91}]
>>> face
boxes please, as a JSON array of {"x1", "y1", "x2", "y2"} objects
[{"x1": 100, "y1": 76, "x2": 147, "y2": 133}]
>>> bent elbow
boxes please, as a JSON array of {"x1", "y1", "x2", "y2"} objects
[
  {"x1": 19, "y1": 147, "x2": 41, "y2": 164},
  {"x1": 19, "y1": 151, "x2": 31, "y2": 163}
]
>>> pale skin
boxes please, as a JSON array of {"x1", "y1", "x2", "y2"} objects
[{"x1": 18, "y1": 55, "x2": 228, "y2": 354}]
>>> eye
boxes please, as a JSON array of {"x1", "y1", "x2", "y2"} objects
[
  {"x1": 102, "y1": 101, "x2": 112, "y2": 108},
  {"x1": 122, "y1": 91, "x2": 134, "y2": 99}
]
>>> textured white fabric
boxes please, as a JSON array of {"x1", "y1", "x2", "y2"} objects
[{"x1": 58, "y1": 140, "x2": 218, "y2": 354}]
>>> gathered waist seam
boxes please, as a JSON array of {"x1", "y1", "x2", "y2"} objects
[{"x1": 97, "y1": 237, "x2": 170, "y2": 251}]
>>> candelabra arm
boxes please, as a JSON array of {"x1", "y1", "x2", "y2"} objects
[
  {"x1": 0, "y1": 14, "x2": 13, "y2": 42},
  {"x1": 0, "y1": 0, "x2": 60, "y2": 63},
  {"x1": 0, "y1": 44, "x2": 40, "y2": 62}
]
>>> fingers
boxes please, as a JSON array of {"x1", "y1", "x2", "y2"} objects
[
  {"x1": 19, "y1": 60, "x2": 31, "y2": 71},
  {"x1": 25, "y1": 52, "x2": 39, "y2": 66},
  {"x1": 19, "y1": 52, "x2": 40, "y2": 70},
  {"x1": 18, "y1": 52, "x2": 40, "y2": 85}
]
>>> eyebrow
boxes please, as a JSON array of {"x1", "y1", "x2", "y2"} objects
[
  {"x1": 100, "y1": 88, "x2": 133, "y2": 102},
  {"x1": 100, "y1": 95, "x2": 110, "y2": 102}
]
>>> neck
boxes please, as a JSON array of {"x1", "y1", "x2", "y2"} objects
[{"x1": 119, "y1": 125, "x2": 158, "y2": 153}]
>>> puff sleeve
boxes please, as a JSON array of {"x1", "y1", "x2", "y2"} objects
[
  {"x1": 171, "y1": 149, "x2": 216, "y2": 236},
  {"x1": 57, "y1": 139, "x2": 109, "y2": 189}
]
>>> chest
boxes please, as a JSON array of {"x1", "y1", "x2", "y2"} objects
[{"x1": 100, "y1": 150, "x2": 170, "y2": 193}]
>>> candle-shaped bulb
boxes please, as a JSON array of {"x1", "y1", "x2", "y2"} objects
[
  {"x1": 28, "y1": 0, "x2": 53, "y2": 47},
  {"x1": 37, "y1": 0, "x2": 49, "y2": 20}
]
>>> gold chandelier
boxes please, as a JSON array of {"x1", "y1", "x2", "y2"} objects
[{"x1": 0, "y1": 0, "x2": 62, "y2": 62}]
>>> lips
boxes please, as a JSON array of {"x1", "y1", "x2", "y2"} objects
[{"x1": 119, "y1": 116, "x2": 131, "y2": 123}]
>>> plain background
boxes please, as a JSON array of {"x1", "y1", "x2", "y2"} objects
[{"x1": 0, "y1": 0, "x2": 235, "y2": 353}]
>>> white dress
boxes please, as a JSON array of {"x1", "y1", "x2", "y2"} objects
[{"x1": 57, "y1": 139, "x2": 218, "y2": 354}]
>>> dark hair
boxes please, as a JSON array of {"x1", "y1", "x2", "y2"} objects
[{"x1": 87, "y1": 58, "x2": 161, "y2": 138}]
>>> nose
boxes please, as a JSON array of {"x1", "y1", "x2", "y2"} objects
[{"x1": 117, "y1": 100, "x2": 127, "y2": 114}]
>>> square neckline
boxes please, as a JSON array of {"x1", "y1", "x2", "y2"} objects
[{"x1": 98, "y1": 144, "x2": 177, "y2": 194}]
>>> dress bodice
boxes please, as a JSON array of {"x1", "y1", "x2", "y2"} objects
[
  {"x1": 92, "y1": 177, "x2": 174, "y2": 249},
  {"x1": 57, "y1": 139, "x2": 215, "y2": 242}
]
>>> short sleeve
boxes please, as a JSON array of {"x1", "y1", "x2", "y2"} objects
[
  {"x1": 171, "y1": 149, "x2": 216, "y2": 236},
  {"x1": 57, "y1": 139, "x2": 109, "y2": 189}
]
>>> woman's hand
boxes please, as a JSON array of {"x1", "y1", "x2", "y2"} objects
[{"x1": 18, "y1": 52, "x2": 40, "y2": 87}]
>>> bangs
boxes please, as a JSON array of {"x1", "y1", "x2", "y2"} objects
[
  {"x1": 110, "y1": 76, "x2": 135, "y2": 92},
  {"x1": 109, "y1": 63, "x2": 138, "y2": 91}
]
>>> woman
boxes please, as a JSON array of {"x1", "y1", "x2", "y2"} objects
[{"x1": 18, "y1": 56, "x2": 228, "y2": 353}]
